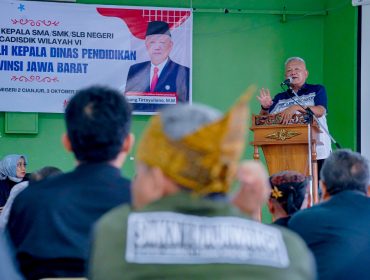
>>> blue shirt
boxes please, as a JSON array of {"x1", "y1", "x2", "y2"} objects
[
  {"x1": 8, "y1": 162, "x2": 131, "y2": 279},
  {"x1": 269, "y1": 83, "x2": 327, "y2": 114},
  {"x1": 288, "y1": 191, "x2": 370, "y2": 280}
]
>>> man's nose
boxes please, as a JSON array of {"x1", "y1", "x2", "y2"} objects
[{"x1": 292, "y1": 70, "x2": 299, "y2": 75}]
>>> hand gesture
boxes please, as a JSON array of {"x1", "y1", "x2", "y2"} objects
[
  {"x1": 280, "y1": 105, "x2": 299, "y2": 124},
  {"x1": 257, "y1": 88, "x2": 273, "y2": 109}
]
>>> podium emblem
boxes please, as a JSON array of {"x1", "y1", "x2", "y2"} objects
[{"x1": 266, "y1": 129, "x2": 300, "y2": 141}]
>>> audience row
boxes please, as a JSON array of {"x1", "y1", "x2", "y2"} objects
[{"x1": 0, "y1": 85, "x2": 369, "y2": 280}]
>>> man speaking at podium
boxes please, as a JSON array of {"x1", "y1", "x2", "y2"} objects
[{"x1": 257, "y1": 57, "x2": 331, "y2": 167}]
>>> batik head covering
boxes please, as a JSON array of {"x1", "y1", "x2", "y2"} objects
[
  {"x1": 136, "y1": 86, "x2": 255, "y2": 195},
  {"x1": 0, "y1": 154, "x2": 28, "y2": 181},
  {"x1": 269, "y1": 170, "x2": 308, "y2": 215}
]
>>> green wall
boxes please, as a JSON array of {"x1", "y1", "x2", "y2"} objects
[
  {"x1": 0, "y1": 0, "x2": 358, "y2": 176},
  {"x1": 324, "y1": 0, "x2": 358, "y2": 150}
]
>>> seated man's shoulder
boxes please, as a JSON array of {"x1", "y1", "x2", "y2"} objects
[
  {"x1": 277, "y1": 224, "x2": 311, "y2": 251},
  {"x1": 12, "y1": 171, "x2": 82, "y2": 207},
  {"x1": 91, "y1": 205, "x2": 130, "y2": 262},
  {"x1": 277, "y1": 225, "x2": 316, "y2": 277},
  {"x1": 291, "y1": 202, "x2": 327, "y2": 220},
  {"x1": 96, "y1": 204, "x2": 131, "y2": 232},
  {"x1": 16, "y1": 173, "x2": 62, "y2": 198},
  {"x1": 288, "y1": 204, "x2": 328, "y2": 235}
]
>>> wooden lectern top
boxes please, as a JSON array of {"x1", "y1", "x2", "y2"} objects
[
  {"x1": 250, "y1": 113, "x2": 321, "y2": 147},
  {"x1": 250, "y1": 112, "x2": 321, "y2": 204}
]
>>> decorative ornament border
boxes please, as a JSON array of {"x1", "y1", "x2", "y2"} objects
[
  {"x1": 11, "y1": 75, "x2": 59, "y2": 82},
  {"x1": 11, "y1": 18, "x2": 60, "y2": 27}
]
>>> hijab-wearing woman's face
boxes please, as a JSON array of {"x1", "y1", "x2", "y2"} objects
[{"x1": 16, "y1": 157, "x2": 27, "y2": 178}]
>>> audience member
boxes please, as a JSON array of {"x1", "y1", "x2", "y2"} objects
[
  {"x1": 0, "y1": 154, "x2": 28, "y2": 212},
  {"x1": 231, "y1": 160, "x2": 270, "y2": 221},
  {"x1": 7, "y1": 86, "x2": 134, "y2": 279},
  {"x1": 0, "y1": 166, "x2": 63, "y2": 230},
  {"x1": 89, "y1": 87, "x2": 315, "y2": 280},
  {"x1": 268, "y1": 171, "x2": 308, "y2": 227},
  {"x1": 289, "y1": 149, "x2": 370, "y2": 280},
  {"x1": 29, "y1": 166, "x2": 62, "y2": 182}
]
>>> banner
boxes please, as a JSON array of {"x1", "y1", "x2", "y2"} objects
[
  {"x1": 0, "y1": 1, "x2": 192, "y2": 114},
  {"x1": 352, "y1": 0, "x2": 370, "y2": 6}
]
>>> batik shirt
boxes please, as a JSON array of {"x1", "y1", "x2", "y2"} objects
[{"x1": 269, "y1": 83, "x2": 331, "y2": 159}]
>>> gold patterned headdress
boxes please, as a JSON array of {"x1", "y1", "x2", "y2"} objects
[{"x1": 136, "y1": 85, "x2": 256, "y2": 195}]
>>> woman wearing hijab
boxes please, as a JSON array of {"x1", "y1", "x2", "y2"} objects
[
  {"x1": 0, "y1": 166, "x2": 62, "y2": 230},
  {"x1": 0, "y1": 154, "x2": 28, "y2": 212}
]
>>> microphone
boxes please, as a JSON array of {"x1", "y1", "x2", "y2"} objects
[{"x1": 280, "y1": 77, "x2": 293, "y2": 86}]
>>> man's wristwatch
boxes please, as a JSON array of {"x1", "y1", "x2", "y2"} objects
[{"x1": 261, "y1": 105, "x2": 270, "y2": 111}]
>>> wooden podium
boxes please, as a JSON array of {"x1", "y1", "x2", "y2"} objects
[{"x1": 250, "y1": 113, "x2": 321, "y2": 204}]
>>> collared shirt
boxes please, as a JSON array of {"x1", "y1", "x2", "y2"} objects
[
  {"x1": 269, "y1": 83, "x2": 327, "y2": 114},
  {"x1": 150, "y1": 58, "x2": 168, "y2": 82}
]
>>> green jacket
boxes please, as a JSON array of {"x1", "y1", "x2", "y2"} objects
[{"x1": 89, "y1": 192, "x2": 315, "y2": 280}]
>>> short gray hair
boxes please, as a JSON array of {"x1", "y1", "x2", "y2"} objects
[
  {"x1": 161, "y1": 103, "x2": 222, "y2": 140},
  {"x1": 320, "y1": 149, "x2": 369, "y2": 195},
  {"x1": 285, "y1": 57, "x2": 306, "y2": 66}
]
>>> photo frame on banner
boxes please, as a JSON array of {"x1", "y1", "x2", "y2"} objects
[{"x1": 0, "y1": 1, "x2": 193, "y2": 115}]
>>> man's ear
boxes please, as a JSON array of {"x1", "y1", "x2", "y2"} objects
[
  {"x1": 122, "y1": 133, "x2": 135, "y2": 154},
  {"x1": 151, "y1": 166, "x2": 179, "y2": 195},
  {"x1": 367, "y1": 185, "x2": 370, "y2": 197},
  {"x1": 321, "y1": 180, "x2": 331, "y2": 201},
  {"x1": 62, "y1": 133, "x2": 72, "y2": 152}
]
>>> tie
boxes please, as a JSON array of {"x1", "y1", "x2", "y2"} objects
[{"x1": 150, "y1": 67, "x2": 159, "y2": 92}]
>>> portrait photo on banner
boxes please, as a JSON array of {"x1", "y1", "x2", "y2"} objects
[
  {"x1": 0, "y1": 1, "x2": 192, "y2": 114},
  {"x1": 98, "y1": 7, "x2": 193, "y2": 115}
]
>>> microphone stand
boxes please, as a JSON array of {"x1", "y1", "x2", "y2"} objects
[{"x1": 283, "y1": 85, "x2": 341, "y2": 205}]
